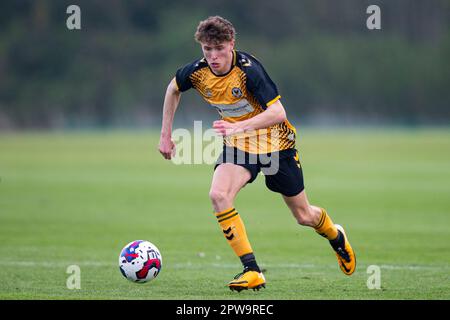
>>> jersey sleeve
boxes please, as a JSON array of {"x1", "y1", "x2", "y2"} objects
[
  {"x1": 175, "y1": 63, "x2": 193, "y2": 92},
  {"x1": 175, "y1": 59, "x2": 202, "y2": 92},
  {"x1": 244, "y1": 55, "x2": 281, "y2": 109}
]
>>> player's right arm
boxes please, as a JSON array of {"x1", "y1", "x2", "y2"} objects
[{"x1": 158, "y1": 78, "x2": 181, "y2": 160}]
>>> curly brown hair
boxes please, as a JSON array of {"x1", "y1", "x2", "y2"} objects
[{"x1": 194, "y1": 16, "x2": 236, "y2": 44}]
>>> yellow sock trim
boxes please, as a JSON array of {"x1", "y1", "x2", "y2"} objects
[
  {"x1": 314, "y1": 208, "x2": 339, "y2": 240},
  {"x1": 215, "y1": 208, "x2": 239, "y2": 222},
  {"x1": 215, "y1": 208, "x2": 253, "y2": 257},
  {"x1": 215, "y1": 207, "x2": 235, "y2": 217}
]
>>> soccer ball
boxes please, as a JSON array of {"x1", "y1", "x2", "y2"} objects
[{"x1": 119, "y1": 240, "x2": 162, "y2": 283}]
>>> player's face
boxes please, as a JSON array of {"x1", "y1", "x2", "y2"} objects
[{"x1": 201, "y1": 40, "x2": 234, "y2": 75}]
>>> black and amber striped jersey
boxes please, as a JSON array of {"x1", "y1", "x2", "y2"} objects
[{"x1": 175, "y1": 50, "x2": 296, "y2": 154}]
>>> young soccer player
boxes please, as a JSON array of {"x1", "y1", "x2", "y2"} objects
[{"x1": 159, "y1": 16, "x2": 356, "y2": 292}]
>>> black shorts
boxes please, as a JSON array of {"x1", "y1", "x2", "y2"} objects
[{"x1": 214, "y1": 146, "x2": 305, "y2": 197}]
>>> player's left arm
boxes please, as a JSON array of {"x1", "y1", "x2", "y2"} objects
[{"x1": 213, "y1": 100, "x2": 286, "y2": 136}]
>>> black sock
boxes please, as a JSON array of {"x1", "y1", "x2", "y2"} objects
[
  {"x1": 240, "y1": 253, "x2": 260, "y2": 272},
  {"x1": 329, "y1": 230, "x2": 345, "y2": 251}
]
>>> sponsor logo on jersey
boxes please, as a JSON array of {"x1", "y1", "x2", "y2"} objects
[{"x1": 212, "y1": 99, "x2": 254, "y2": 117}]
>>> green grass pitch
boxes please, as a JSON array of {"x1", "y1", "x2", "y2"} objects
[{"x1": 0, "y1": 128, "x2": 449, "y2": 299}]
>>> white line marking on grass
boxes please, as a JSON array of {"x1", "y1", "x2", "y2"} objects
[
  {"x1": 0, "y1": 260, "x2": 448, "y2": 271},
  {"x1": 0, "y1": 261, "x2": 113, "y2": 268}
]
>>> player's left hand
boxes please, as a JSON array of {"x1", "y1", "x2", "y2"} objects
[{"x1": 213, "y1": 120, "x2": 245, "y2": 136}]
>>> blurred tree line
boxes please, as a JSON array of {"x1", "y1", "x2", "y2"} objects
[{"x1": 0, "y1": 0, "x2": 449, "y2": 129}]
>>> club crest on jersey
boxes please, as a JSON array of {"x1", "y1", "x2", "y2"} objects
[{"x1": 231, "y1": 87, "x2": 243, "y2": 98}]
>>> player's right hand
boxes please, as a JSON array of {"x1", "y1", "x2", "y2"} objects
[{"x1": 158, "y1": 136, "x2": 176, "y2": 160}]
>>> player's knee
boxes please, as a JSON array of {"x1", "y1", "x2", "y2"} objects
[
  {"x1": 295, "y1": 214, "x2": 310, "y2": 226},
  {"x1": 208, "y1": 189, "x2": 231, "y2": 206},
  {"x1": 295, "y1": 207, "x2": 316, "y2": 227}
]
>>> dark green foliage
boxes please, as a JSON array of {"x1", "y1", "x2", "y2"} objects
[{"x1": 0, "y1": 0, "x2": 449, "y2": 128}]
